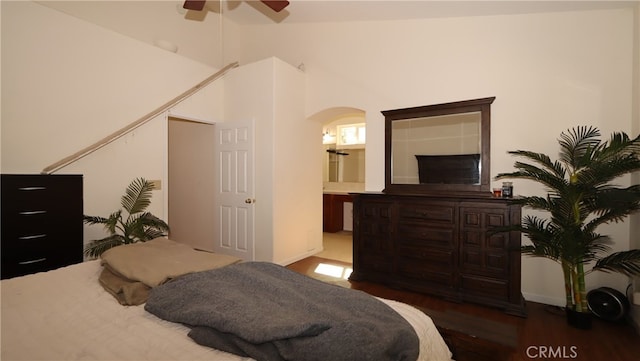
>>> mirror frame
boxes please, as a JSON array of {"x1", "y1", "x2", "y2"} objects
[{"x1": 382, "y1": 97, "x2": 495, "y2": 196}]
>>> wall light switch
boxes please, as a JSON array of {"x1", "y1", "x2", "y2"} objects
[{"x1": 150, "y1": 180, "x2": 161, "y2": 190}]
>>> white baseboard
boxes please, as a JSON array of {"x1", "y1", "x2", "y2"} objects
[
  {"x1": 523, "y1": 292, "x2": 565, "y2": 307},
  {"x1": 277, "y1": 249, "x2": 321, "y2": 266}
]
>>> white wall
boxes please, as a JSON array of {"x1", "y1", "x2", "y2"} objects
[
  {"x1": 271, "y1": 58, "x2": 322, "y2": 264},
  {"x1": 222, "y1": 57, "x2": 322, "y2": 265},
  {"x1": 1, "y1": 1, "x2": 220, "y2": 249},
  {"x1": 36, "y1": 0, "x2": 225, "y2": 68},
  {"x1": 226, "y1": 8, "x2": 637, "y2": 306}
]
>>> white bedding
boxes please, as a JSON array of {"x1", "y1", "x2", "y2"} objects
[{"x1": 0, "y1": 260, "x2": 452, "y2": 361}]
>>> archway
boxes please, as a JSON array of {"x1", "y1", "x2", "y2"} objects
[{"x1": 308, "y1": 106, "x2": 366, "y2": 263}]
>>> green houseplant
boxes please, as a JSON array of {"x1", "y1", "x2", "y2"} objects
[
  {"x1": 495, "y1": 126, "x2": 640, "y2": 328},
  {"x1": 84, "y1": 177, "x2": 169, "y2": 258}
]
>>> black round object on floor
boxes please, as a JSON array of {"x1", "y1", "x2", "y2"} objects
[{"x1": 587, "y1": 287, "x2": 629, "y2": 321}]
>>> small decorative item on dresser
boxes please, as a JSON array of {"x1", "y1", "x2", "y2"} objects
[{"x1": 501, "y1": 182, "x2": 513, "y2": 198}]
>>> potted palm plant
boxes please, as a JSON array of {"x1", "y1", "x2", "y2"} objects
[
  {"x1": 84, "y1": 177, "x2": 170, "y2": 258},
  {"x1": 495, "y1": 126, "x2": 640, "y2": 329}
]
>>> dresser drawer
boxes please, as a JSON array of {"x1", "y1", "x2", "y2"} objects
[
  {"x1": 396, "y1": 258, "x2": 455, "y2": 286},
  {"x1": 397, "y1": 223, "x2": 455, "y2": 249},
  {"x1": 2, "y1": 175, "x2": 82, "y2": 212},
  {"x1": 3, "y1": 201, "x2": 82, "y2": 221},
  {"x1": 398, "y1": 202, "x2": 455, "y2": 224},
  {"x1": 1, "y1": 212, "x2": 82, "y2": 245},
  {"x1": 397, "y1": 245, "x2": 454, "y2": 267},
  {"x1": 359, "y1": 200, "x2": 392, "y2": 220},
  {"x1": 1, "y1": 230, "x2": 80, "y2": 252},
  {"x1": 1, "y1": 245, "x2": 80, "y2": 279},
  {"x1": 460, "y1": 204, "x2": 508, "y2": 228},
  {"x1": 460, "y1": 274, "x2": 508, "y2": 300},
  {"x1": 460, "y1": 248, "x2": 508, "y2": 277}
]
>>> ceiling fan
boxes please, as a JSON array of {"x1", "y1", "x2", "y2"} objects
[{"x1": 183, "y1": 1, "x2": 290, "y2": 13}]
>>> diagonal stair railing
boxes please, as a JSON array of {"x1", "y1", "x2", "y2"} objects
[{"x1": 41, "y1": 61, "x2": 239, "y2": 175}]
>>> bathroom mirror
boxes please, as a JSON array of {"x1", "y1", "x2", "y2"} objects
[
  {"x1": 324, "y1": 146, "x2": 365, "y2": 183},
  {"x1": 382, "y1": 97, "x2": 495, "y2": 195}
]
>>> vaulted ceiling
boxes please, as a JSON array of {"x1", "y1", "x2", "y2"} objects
[
  {"x1": 42, "y1": 1, "x2": 636, "y2": 25},
  {"x1": 221, "y1": 0, "x2": 636, "y2": 25},
  {"x1": 37, "y1": 1, "x2": 637, "y2": 67}
]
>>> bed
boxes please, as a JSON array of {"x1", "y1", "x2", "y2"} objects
[{"x1": 1, "y1": 239, "x2": 453, "y2": 361}]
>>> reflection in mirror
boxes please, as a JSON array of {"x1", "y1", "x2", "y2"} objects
[{"x1": 392, "y1": 112, "x2": 481, "y2": 184}]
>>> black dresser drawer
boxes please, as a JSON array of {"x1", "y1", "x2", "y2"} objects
[
  {"x1": 1, "y1": 246, "x2": 73, "y2": 278},
  {"x1": 2, "y1": 175, "x2": 81, "y2": 213},
  {"x1": 1, "y1": 174, "x2": 83, "y2": 279},
  {"x1": 2, "y1": 211, "x2": 79, "y2": 241}
]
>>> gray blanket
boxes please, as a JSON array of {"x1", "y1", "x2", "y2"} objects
[{"x1": 144, "y1": 262, "x2": 419, "y2": 361}]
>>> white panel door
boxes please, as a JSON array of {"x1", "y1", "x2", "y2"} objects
[{"x1": 214, "y1": 120, "x2": 255, "y2": 260}]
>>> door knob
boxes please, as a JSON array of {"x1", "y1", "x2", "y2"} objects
[{"x1": 245, "y1": 198, "x2": 255, "y2": 204}]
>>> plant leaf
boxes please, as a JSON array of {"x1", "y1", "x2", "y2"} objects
[
  {"x1": 121, "y1": 177, "x2": 153, "y2": 215},
  {"x1": 83, "y1": 234, "x2": 125, "y2": 259},
  {"x1": 82, "y1": 215, "x2": 110, "y2": 225},
  {"x1": 593, "y1": 250, "x2": 640, "y2": 277},
  {"x1": 122, "y1": 212, "x2": 169, "y2": 242}
]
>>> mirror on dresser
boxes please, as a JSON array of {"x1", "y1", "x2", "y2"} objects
[{"x1": 382, "y1": 97, "x2": 495, "y2": 196}]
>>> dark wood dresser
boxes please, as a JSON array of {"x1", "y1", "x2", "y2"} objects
[
  {"x1": 1, "y1": 174, "x2": 83, "y2": 279},
  {"x1": 349, "y1": 192, "x2": 526, "y2": 316}
]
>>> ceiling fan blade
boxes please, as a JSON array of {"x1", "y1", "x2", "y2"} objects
[
  {"x1": 261, "y1": 0, "x2": 289, "y2": 13},
  {"x1": 183, "y1": 1, "x2": 206, "y2": 11}
]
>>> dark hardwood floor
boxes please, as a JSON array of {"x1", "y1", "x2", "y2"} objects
[{"x1": 287, "y1": 256, "x2": 640, "y2": 361}]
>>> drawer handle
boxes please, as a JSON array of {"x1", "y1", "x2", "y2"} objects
[
  {"x1": 18, "y1": 234, "x2": 47, "y2": 240},
  {"x1": 18, "y1": 258, "x2": 47, "y2": 265},
  {"x1": 19, "y1": 210, "x2": 48, "y2": 215},
  {"x1": 18, "y1": 187, "x2": 47, "y2": 191}
]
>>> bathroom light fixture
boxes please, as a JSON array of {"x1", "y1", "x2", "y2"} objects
[{"x1": 322, "y1": 130, "x2": 336, "y2": 144}]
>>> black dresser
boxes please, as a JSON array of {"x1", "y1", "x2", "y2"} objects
[{"x1": 1, "y1": 174, "x2": 83, "y2": 279}]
